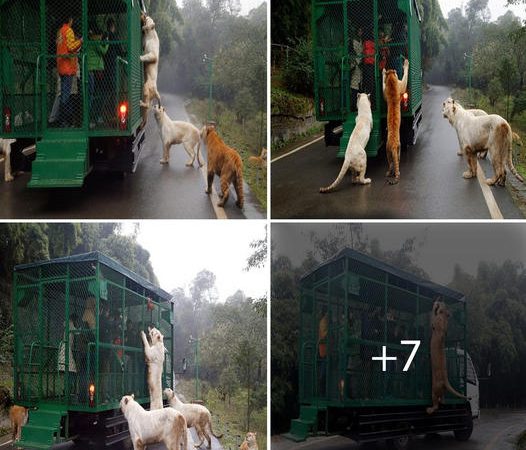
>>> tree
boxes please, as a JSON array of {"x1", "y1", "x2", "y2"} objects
[
  {"x1": 190, "y1": 270, "x2": 218, "y2": 309},
  {"x1": 144, "y1": 0, "x2": 183, "y2": 58},
  {"x1": 417, "y1": 0, "x2": 448, "y2": 74}
]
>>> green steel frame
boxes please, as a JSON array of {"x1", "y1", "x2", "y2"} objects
[
  {"x1": 298, "y1": 249, "x2": 467, "y2": 409},
  {"x1": 0, "y1": 0, "x2": 143, "y2": 139},
  {"x1": 12, "y1": 252, "x2": 174, "y2": 414},
  {"x1": 312, "y1": 0, "x2": 423, "y2": 156}
]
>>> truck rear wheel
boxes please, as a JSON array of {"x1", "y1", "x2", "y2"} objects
[
  {"x1": 454, "y1": 412, "x2": 473, "y2": 441},
  {"x1": 386, "y1": 435, "x2": 411, "y2": 450}
]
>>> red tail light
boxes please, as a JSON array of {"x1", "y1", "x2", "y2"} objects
[
  {"x1": 401, "y1": 92, "x2": 409, "y2": 111},
  {"x1": 118, "y1": 102, "x2": 128, "y2": 130},
  {"x1": 89, "y1": 383, "x2": 95, "y2": 407},
  {"x1": 3, "y1": 107, "x2": 12, "y2": 133}
]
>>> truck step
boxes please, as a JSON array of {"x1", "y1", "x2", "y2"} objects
[
  {"x1": 29, "y1": 136, "x2": 89, "y2": 188},
  {"x1": 18, "y1": 407, "x2": 67, "y2": 449}
]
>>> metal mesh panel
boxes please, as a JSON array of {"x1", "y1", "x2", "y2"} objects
[
  {"x1": 0, "y1": 0, "x2": 40, "y2": 135},
  {"x1": 13, "y1": 257, "x2": 173, "y2": 411},
  {"x1": 313, "y1": 0, "x2": 416, "y2": 118},
  {"x1": 86, "y1": 0, "x2": 129, "y2": 131},
  {"x1": 299, "y1": 253, "x2": 467, "y2": 406},
  {"x1": 0, "y1": 0, "x2": 140, "y2": 137}
]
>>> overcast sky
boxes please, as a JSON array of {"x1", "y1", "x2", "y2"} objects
[
  {"x1": 122, "y1": 221, "x2": 267, "y2": 301},
  {"x1": 175, "y1": 0, "x2": 264, "y2": 16},
  {"x1": 438, "y1": 0, "x2": 526, "y2": 21},
  {"x1": 272, "y1": 223, "x2": 526, "y2": 286}
]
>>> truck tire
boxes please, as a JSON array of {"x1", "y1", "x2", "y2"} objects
[
  {"x1": 324, "y1": 121, "x2": 342, "y2": 147},
  {"x1": 386, "y1": 435, "x2": 411, "y2": 450},
  {"x1": 454, "y1": 412, "x2": 473, "y2": 441}
]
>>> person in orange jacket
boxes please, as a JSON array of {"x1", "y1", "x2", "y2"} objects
[{"x1": 56, "y1": 15, "x2": 82, "y2": 127}]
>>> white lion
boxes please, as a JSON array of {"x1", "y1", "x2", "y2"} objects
[
  {"x1": 140, "y1": 326, "x2": 165, "y2": 410},
  {"x1": 164, "y1": 388, "x2": 223, "y2": 449},
  {"x1": 319, "y1": 93, "x2": 372, "y2": 192},
  {"x1": 120, "y1": 394, "x2": 187, "y2": 450},
  {"x1": 153, "y1": 105, "x2": 203, "y2": 167},
  {"x1": 140, "y1": 13, "x2": 161, "y2": 127},
  {"x1": 442, "y1": 98, "x2": 524, "y2": 186}
]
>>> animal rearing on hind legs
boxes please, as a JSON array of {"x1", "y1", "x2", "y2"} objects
[
  {"x1": 427, "y1": 299, "x2": 470, "y2": 414},
  {"x1": 319, "y1": 93, "x2": 373, "y2": 193},
  {"x1": 382, "y1": 59, "x2": 409, "y2": 184},
  {"x1": 140, "y1": 326, "x2": 165, "y2": 410}
]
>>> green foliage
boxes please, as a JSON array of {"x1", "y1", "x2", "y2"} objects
[
  {"x1": 172, "y1": 285, "x2": 266, "y2": 439},
  {"x1": 144, "y1": 0, "x2": 183, "y2": 59},
  {"x1": 271, "y1": 0, "x2": 310, "y2": 45},
  {"x1": 416, "y1": 0, "x2": 448, "y2": 73},
  {"x1": 449, "y1": 260, "x2": 526, "y2": 406},
  {"x1": 186, "y1": 99, "x2": 267, "y2": 209},
  {"x1": 271, "y1": 88, "x2": 313, "y2": 116},
  {"x1": 281, "y1": 38, "x2": 314, "y2": 95},
  {"x1": 174, "y1": 1, "x2": 267, "y2": 209}
]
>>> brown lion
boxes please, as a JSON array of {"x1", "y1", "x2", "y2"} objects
[
  {"x1": 201, "y1": 124, "x2": 244, "y2": 209},
  {"x1": 427, "y1": 299, "x2": 469, "y2": 414},
  {"x1": 382, "y1": 59, "x2": 409, "y2": 184}
]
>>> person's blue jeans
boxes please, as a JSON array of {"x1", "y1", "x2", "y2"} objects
[{"x1": 59, "y1": 75, "x2": 73, "y2": 126}]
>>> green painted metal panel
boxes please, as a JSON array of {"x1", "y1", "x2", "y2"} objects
[
  {"x1": 297, "y1": 249, "x2": 467, "y2": 410},
  {"x1": 12, "y1": 253, "x2": 175, "y2": 421},
  {"x1": 312, "y1": 0, "x2": 423, "y2": 154},
  {"x1": 0, "y1": 0, "x2": 144, "y2": 184}
]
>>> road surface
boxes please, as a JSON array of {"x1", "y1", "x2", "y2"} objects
[
  {"x1": 271, "y1": 409, "x2": 526, "y2": 450},
  {"x1": 271, "y1": 85, "x2": 524, "y2": 219},
  {"x1": 0, "y1": 427, "x2": 223, "y2": 450},
  {"x1": 0, "y1": 93, "x2": 264, "y2": 220}
]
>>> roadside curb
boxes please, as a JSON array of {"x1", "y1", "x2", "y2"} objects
[{"x1": 506, "y1": 174, "x2": 526, "y2": 218}]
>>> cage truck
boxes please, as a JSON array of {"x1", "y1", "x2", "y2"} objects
[
  {"x1": 0, "y1": 0, "x2": 147, "y2": 187},
  {"x1": 286, "y1": 248, "x2": 479, "y2": 449},
  {"x1": 313, "y1": 0, "x2": 423, "y2": 157},
  {"x1": 12, "y1": 252, "x2": 174, "y2": 448}
]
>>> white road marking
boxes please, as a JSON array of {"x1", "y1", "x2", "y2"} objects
[
  {"x1": 271, "y1": 135, "x2": 324, "y2": 163},
  {"x1": 0, "y1": 440, "x2": 13, "y2": 448},
  {"x1": 271, "y1": 127, "x2": 343, "y2": 163},
  {"x1": 476, "y1": 161, "x2": 504, "y2": 220}
]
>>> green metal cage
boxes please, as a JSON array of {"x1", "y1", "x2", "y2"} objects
[
  {"x1": 0, "y1": 0, "x2": 144, "y2": 187},
  {"x1": 312, "y1": 0, "x2": 423, "y2": 156},
  {"x1": 298, "y1": 248, "x2": 467, "y2": 409},
  {"x1": 0, "y1": 0, "x2": 142, "y2": 137},
  {"x1": 13, "y1": 252, "x2": 174, "y2": 414}
]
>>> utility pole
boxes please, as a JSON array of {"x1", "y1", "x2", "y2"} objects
[
  {"x1": 189, "y1": 335, "x2": 200, "y2": 400},
  {"x1": 202, "y1": 54, "x2": 214, "y2": 123}
]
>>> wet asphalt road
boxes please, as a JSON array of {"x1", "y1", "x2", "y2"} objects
[
  {"x1": 271, "y1": 85, "x2": 524, "y2": 219},
  {"x1": 0, "y1": 427, "x2": 223, "y2": 450},
  {"x1": 271, "y1": 409, "x2": 526, "y2": 450},
  {"x1": 0, "y1": 93, "x2": 264, "y2": 220}
]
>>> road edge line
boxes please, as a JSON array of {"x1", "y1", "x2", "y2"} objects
[
  {"x1": 271, "y1": 135, "x2": 324, "y2": 163},
  {"x1": 0, "y1": 439, "x2": 13, "y2": 448},
  {"x1": 199, "y1": 162, "x2": 228, "y2": 220},
  {"x1": 476, "y1": 162, "x2": 504, "y2": 220}
]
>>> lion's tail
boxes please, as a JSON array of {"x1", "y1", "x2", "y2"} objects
[
  {"x1": 512, "y1": 131, "x2": 523, "y2": 146},
  {"x1": 500, "y1": 124, "x2": 525, "y2": 183},
  {"x1": 209, "y1": 420, "x2": 223, "y2": 439},
  {"x1": 445, "y1": 379, "x2": 471, "y2": 401},
  {"x1": 320, "y1": 158, "x2": 352, "y2": 193}
]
